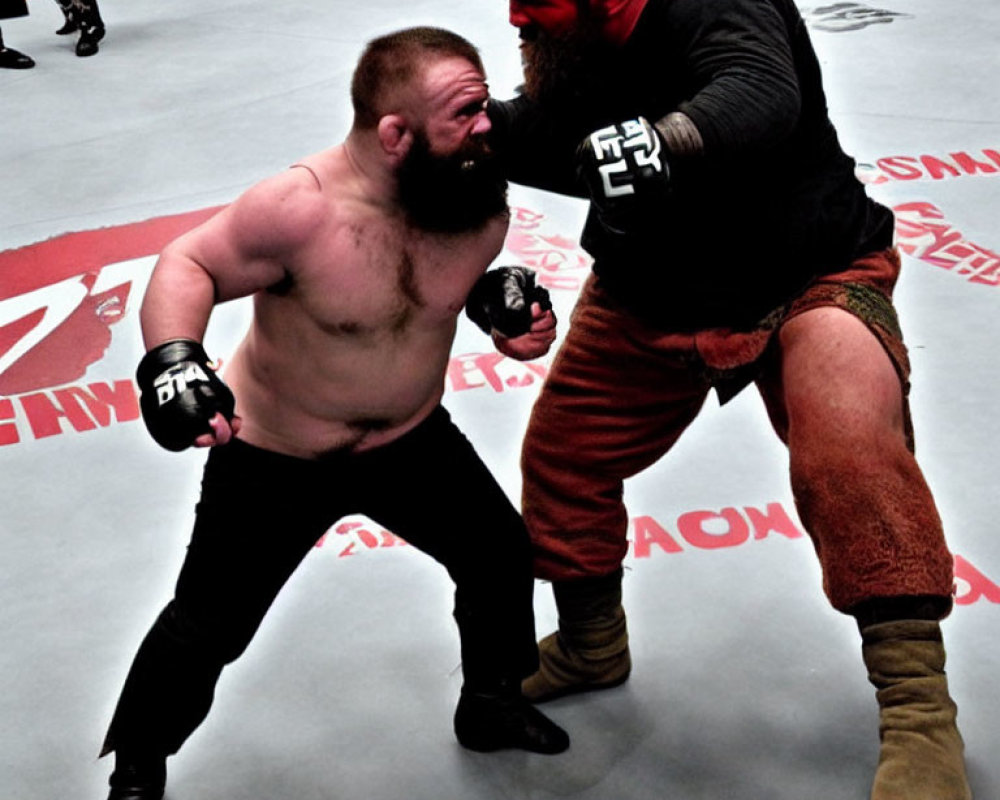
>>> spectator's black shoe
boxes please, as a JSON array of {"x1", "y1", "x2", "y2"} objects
[
  {"x1": 454, "y1": 684, "x2": 570, "y2": 754},
  {"x1": 75, "y1": 24, "x2": 105, "y2": 57},
  {"x1": 107, "y1": 755, "x2": 166, "y2": 800},
  {"x1": 0, "y1": 47, "x2": 35, "y2": 69}
]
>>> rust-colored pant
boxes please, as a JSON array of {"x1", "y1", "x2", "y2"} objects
[{"x1": 521, "y1": 249, "x2": 955, "y2": 612}]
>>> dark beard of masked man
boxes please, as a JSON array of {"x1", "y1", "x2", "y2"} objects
[{"x1": 518, "y1": 10, "x2": 612, "y2": 109}]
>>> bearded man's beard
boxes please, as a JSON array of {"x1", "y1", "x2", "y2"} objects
[
  {"x1": 396, "y1": 131, "x2": 509, "y2": 234},
  {"x1": 519, "y1": 16, "x2": 610, "y2": 107}
]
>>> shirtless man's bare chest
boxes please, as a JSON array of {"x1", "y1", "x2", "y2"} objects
[{"x1": 223, "y1": 158, "x2": 509, "y2": 458}]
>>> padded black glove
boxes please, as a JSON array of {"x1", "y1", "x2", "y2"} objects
[
  {"x1": 136, "y1": 339, "x2": 236, "y2": 451},
  {"x1": 576, "y1": 116, "x2": 671, "y2": 233},
  {"x1": 465, "y1": 266, "x2": 552, "y2": 338}
]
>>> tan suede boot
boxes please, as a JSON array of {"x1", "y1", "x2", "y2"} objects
[
  {"x1": 522, "y1": 570, "x2": 631, "y2": 702},
  {"x1": 862, "y1": 620, "x2": 971, "y2": 800}
]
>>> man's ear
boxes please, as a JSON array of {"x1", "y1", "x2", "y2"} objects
[{"x1": 377, "y1": 114, "x2": 413, "y2": 165}]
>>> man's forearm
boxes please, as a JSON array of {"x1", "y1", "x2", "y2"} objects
[{"x1": 139, "y1": 251, "x2": 217, "y2": 350}]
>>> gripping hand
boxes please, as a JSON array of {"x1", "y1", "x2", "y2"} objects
[
  {"x1": 465, "y1": 266, "x2": 552, "y2": 338},
  {"x1": 576, "y1": 116, "x2": 671, "y2": 232},
  {"x1": 136, "y1": 339, "x2": 236, "y2": 451}
]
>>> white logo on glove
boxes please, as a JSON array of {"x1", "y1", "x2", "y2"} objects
[
  {"x1": 588, "y1": 118, "x2": 664, "y2": 198},
  {"x1": 154, "y1": 363, "x2": 211, "y2": 406}
]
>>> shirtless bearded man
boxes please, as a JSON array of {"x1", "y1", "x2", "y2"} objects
[{"x1": 99, "y1": 26, "x2": 565, "y2": 800}]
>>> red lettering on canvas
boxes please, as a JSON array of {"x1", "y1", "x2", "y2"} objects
[
  {"x1": 954, "y1": 554, "x2": 1000, "y2": 606},
  {"x1": 632, "y1": 515, "x2": 684, "y2": 558},
  {"x1": 677, "y1": 508, "x2": 750, "y2": 550},
  {"x1": 895, "y1": 201, "x2": 1000, "y2": 286},
  {"x1": 746, "y1": 503, "x2": 805, "y2": 540}
]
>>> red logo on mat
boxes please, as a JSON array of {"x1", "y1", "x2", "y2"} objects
[
  {"x1": 0, "y1": 207, "x2": 223, "y2": 445},
  {"x1": 895, "y1": 201, "x2": 1000, "y2": 286}
]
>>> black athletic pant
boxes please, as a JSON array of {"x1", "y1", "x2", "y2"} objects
[{"x1": 102, "y1": 406, "x2": 539, "y2": 757}]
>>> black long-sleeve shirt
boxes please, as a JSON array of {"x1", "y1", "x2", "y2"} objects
[{"x1": 489, "y1": 0, "x2": 894, "y2": 330}]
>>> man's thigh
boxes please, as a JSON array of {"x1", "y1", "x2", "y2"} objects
[
  {"x1": 768, "y1": 305, "x2": 908, "y2": 442},
  {"x1": 756, "y1": 249, "x2": 913, "y2": 448}
]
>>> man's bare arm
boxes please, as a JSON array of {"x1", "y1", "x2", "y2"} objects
[
  {"x1": 135, "y1": 169, "x2": 325, "y2": 450},
  {"x1": 140, "y1": 170, "x2": 325, "y2": 348}
]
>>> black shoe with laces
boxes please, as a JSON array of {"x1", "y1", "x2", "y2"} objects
[{"x1": 55, "y1": 0, "x2": 79, "y2": 34}]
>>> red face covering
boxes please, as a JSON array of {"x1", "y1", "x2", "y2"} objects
[
  {"x1": 597, "y1": 0, "x2": 649, "y2": 45},
  {"x1": 509, "y1": 0, "x2": 580, "y2": 37},
  {"x1": 508, "y1": 0, "x2": 648, "y2": 45}
]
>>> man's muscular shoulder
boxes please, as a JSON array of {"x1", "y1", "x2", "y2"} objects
[{"x1": 229, "y1": 167, "x2": 329, "y2": 259}]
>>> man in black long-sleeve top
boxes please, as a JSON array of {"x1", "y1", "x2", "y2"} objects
[{"x1": 489, "y1": 1, "x2": 970, "y2": 797}]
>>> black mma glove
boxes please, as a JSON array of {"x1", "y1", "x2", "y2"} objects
[
  {"x1": 465, "y1": 266, "x2": 552, "y2": 338},
  {"x1": 576, "y1": 116, "x2": 671, "y2": 233},
  {"x1": 136, "y1": 339, "x2": 236, "y2": 451}
]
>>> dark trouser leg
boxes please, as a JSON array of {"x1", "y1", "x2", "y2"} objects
[
  {"x1": 358, "y1": 407, "x2": 539, "y2": 687},
  {"x1": 55, "y1": 0, "x2": 78, "y2": 34},
  {"x1": 103, "y1": 442, "x2": 332, "y2": 758},
  {"x1": 356, "y1": 407, "x2": 567, "y2": 752}
]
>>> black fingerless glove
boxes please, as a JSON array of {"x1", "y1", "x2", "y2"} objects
[
  {"x1": 576, "y1": 116, "x2": 672, "y2": 234},
  {"x1": 136, "y1": 339, "x2": 235, "y2": 451},
  {"x1": 465, "y1": 266, "x2": 552, "y2": 338}
]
